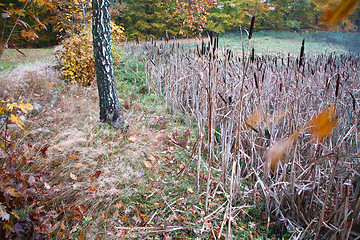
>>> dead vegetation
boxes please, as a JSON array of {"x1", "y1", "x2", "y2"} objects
[
  {"x1": 1, "y1": 33, "x2": 359, "y2": 239},
  {"x1": 144, "y1": 34, "x2": 360, "y2": 239}
]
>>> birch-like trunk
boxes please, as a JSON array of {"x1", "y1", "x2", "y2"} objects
[{"x1": 92, "y1": 0, "x2": 125, "y2": 129}]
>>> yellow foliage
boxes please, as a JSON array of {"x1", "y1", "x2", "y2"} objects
[
  {"x1": 56, "y1": 23, "x2": 125, "y2": 86},
  {"x1": 10, "y1": 114, "x2": 26, "y2": 130},
  {"x1": 1, "y1": 100, "x2": 32, "y2": 130},
  {"x1": 18, "y1": 100, "x2": 33, "y2": 114}
]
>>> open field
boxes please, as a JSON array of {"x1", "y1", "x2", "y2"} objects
[
  {"x1": 220, "y1": 31, "x2": 360, "y2": 55},
  {"x1": 0, "y1": 48, "x2": 55, "y2": 72},
  {"x1": 0, "y1": 31, "x2": 359, "y2": 239}
]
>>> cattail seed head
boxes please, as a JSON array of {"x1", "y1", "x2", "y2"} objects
[{"x1": 249, "y1": 16, "x2": 255, "y2": 40}]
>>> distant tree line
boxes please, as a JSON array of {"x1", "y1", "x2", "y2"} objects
[{"x1": 1, "y1": 0, "x2": 359, "y2": 48}]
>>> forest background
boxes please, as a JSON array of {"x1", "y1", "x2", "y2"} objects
[{"x1": 1, "y1": 0, "x2": 360, "y2": 48}]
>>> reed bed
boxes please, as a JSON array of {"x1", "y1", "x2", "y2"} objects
[{"x1": 135, "y1": 35, "x2": 359, "y2": 239}]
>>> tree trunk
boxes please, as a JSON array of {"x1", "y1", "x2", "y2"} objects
[{"x1": 92, "y1": 0, "x2": 126, "y2": 130}]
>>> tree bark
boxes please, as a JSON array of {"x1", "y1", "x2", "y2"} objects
[{"x1": 92, "y1": 0, "x2": 126, "y2": 130}]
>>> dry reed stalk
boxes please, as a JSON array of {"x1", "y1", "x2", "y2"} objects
[{"x1": 143, "y1": 38, "x2": 360, "y2": 238}]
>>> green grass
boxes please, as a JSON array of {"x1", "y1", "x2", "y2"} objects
[
  {"x1": 218, "y1": 31, "x2": 360, "y2": 56},
  {"x1": 0, "y1": 48, "x2": 55, "y2": 71}
]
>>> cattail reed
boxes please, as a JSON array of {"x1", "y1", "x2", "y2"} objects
[
  {"x1": 335, "y1": 73, "x2": 340, "y2": 97},
  {"x1": 250, "y1": 48, "x2": 255, "y2": 63},
  {"x1": 299, "y1": 39, "x2": 305, "y2": 67},
  {"x1": 249, "y1": 16, "x2": 255, "y2": 40},
  {"x1": 254, "y1": 72, "x2": 258, "y2": 88}
]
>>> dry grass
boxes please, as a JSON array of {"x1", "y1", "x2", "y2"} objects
[
  {"x1": 144, "y1": 38, "x2": 360, "y2": 238},
  {"x1": 0, "y1": 58, "x2": 196, "y2": 239}
]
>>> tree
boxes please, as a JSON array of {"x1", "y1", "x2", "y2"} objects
[{"x1": 92, "y1": 0, "x2": 127, "y2": 130}]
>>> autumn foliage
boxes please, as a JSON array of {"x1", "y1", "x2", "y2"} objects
[{"x1": 55, "y1": 22, "x2": 124, "y2": 86}]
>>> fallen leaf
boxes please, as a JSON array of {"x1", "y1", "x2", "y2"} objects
[
  {"x1": 6, "y1": 188, "x2": 22, "y2": 197},
  {"x1": 187, "y1": 187, "x2": 194, "y2": 194},
  {"x1": 0, "y1": 203, "x2": 10, "y2": 221},
  {"x1": 70, "y1": 172, "x2": 78, "y2": 181},
  {"x1": 0, "y1": 148, "x2": 8, "y2": 159},
  {"x1": 75, "y1": 163, "x2": 83, "y2": 169},
  {"x1": 78, "y1": 230, "x2": 85, "y2": 240},
  {"x1": 128, "y1": 135, "x2": 137, "y2": 142},
  {"x1": 79, "y1": 204, "x2": 87, "y2": 215},
  {"x1": 143, "y1": 160, "x2": 152, "y2": 169},
  {"x1": 60, "y1": 221, "x2": 66, "y2": 230},
  {"x1": 28, "y1": 175, "x2": 35, "y2": 184},
  {"x1": 114, "y1": 202, "x2": 124, "y2": 209}
]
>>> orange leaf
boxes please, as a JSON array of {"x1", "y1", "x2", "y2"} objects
[
  {"x1": 321, "y1": 0, "x2": 360, "y2": 26},
  {"x1": 60, "y1": 221, "x2": 66, "y2": 230},
  {"x1": 78, "y1": 230, "x2": 85, "y2": 240},
  {"x1": 307, "y1": 106, "x2": 337, "y2": 141}
]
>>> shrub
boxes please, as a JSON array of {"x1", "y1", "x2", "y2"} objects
[{"x1": 56, "y1": 22, "x2": 125, "y2": 86}]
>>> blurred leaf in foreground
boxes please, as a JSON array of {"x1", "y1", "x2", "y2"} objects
[
  {"x1": 320, "y1": 0, "x2": 360, "y2": 26},
  {"x1": 307, "y1": 106, "x2": 337, "y2": 141},
  {"x1": 264, "y1": 131, "x2": 299, "y2": 173}
]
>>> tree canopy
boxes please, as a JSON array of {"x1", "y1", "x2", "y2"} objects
[{"x1": 1, "y1": 0, "x2": 359, "y2": 47}]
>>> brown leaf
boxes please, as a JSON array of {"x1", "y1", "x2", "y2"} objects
[
  {"x1": 79, "y1": 204, "x2": 87, "y2": 215},
  {"x1": 6, "y1": 188, "x2": 22, "y2": 197},
  {"x1": 78, "y1": 230, "x2": 85, "y2": 240},
  {"x1": 70, "y1": 213, "x2": 83, "y2": 221},
  {"x1": 92, "y1": 170, "x2": 102, "y2": 179}
]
